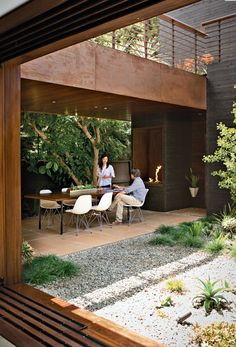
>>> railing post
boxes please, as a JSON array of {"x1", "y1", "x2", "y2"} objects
[
  {"x1": 144, "y1": 20, "x2": 148, "y2": 58},
  {"x1": 194, "y1": 31, "x2": 197, "y2": 73},
  {"x1": 218, "y1": 20, "x2": 221, "y2": 63},
  {"x1": 112, "y1": 30, "x2": 116, "y2": 49},
  {"x1": 171, "y1": 19, "x2": 175, "y2": 67}
]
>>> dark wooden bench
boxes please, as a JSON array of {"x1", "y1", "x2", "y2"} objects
[{"x1": 0, "y1": 284, "x2": 164, "y2": 347}]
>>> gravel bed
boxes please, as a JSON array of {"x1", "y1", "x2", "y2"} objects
[
  {"x1": 36, "y1": 232, "x2": 213, "y2": 311},
  {"x1": 96, "y1": 255, "x2": 236, "y2": 347}
]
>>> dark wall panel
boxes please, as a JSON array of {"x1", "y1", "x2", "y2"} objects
[
  {"x1": 132, "y1": 108, "x2": 206, "y2": 211},
  {"x1": 164, "y1": 114, "x2": 192, "y2": 210},
  {"x1": 191, "y1": 115, "x2": 206, "y2": 208},
  {"x1": 206, "y1": 60, "x2": 236, "y2": 213},
  {"x1": 168, "y1": 0, "x2": 236, "y2": 28}
]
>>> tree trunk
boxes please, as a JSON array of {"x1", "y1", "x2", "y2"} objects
[
  {"x1": 75, "y1": 117, "x2": 101, "y2": 186},
  {"x1": 93, "y1": 146, "x2": 99, "y2": 186}
]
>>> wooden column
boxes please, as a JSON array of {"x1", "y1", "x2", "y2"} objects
[{"x1": 0, "y1": 64, "x2": 21, "y2": 284}]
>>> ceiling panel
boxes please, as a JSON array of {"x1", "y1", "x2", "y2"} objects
[{"x1": 21, "y1": 78, "x2": 203, "y2": 121}]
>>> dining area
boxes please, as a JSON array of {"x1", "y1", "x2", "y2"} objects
[{"x1": 25, "y1": 187, "x2": 119, "y2": 235}]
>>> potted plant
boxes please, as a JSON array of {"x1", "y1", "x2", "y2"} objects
[{"x1": 185, "y1": 168, "x2": 199, "y2": 197}]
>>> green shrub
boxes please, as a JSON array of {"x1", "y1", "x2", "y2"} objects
[
  {"x1": 22, "y1": 241, "x2": 34, "y2": 264},
  {"x1": 188, "y1": 221, "x2": 203, "y2": 238},
  {"x1": 180, "y1": 234, "x2": 204, "y2": 248},
  {"x1": 214, "y1": 203, "x2": 236, "y2": 238},
  {"x1": 151, "y1": 218, "x2": 217, "y2": 249},
  {"x1": 149, "y1": 234, "x2": 175, "y2": 246},
  {"x1": 154, "y1": 225, "x2": 174, "y2": 234},
  {"x1": 23, "y1": 255, "x2": 79, "y2": 285},
  {"x1": 205, "y1": 235, "x2": 225, "y2": 254},
  {"x1": 192, "y1": 278, "x2": 229, "y2": 314},
  {"x1": 192, "y1": 322, "x2": 236, "y2": 347},
  {"x1": 166, "y1": 278, "x2": 184, "y2": 293},
  {"x1": 160, "y1": 296, "x2": 174, "y2": 307}
]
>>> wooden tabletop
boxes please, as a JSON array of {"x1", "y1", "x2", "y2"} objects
[
  {"x1": 25, "y1": 192, "x2": 76, "y2": 201},
  {"x1": 24, "y1": 188, "x2": 119, "y2": 201}
]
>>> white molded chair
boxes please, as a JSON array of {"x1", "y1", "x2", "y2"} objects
[
  {"x1": 124, "y1": 189, "x2": 149, "y2": 225},
  {"x1": 39, "y1": 189, "x2": 61, "y2": 226},
  {"x1": 66, "y1": 195, "x2": 92, "y2": 234},
  {"x1": 89, "y1": 192, "x2": 113, "y2": 231}
]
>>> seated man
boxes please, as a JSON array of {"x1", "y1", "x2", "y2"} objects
[{"x1": 110, "y1": 168, "x2": 146, "y2": 224}]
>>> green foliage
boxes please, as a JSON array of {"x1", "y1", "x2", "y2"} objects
[
  {"x1": 205, "y1": 234, "x2": 226, "y2": 253},
  {"x1": 151, "y1": 220, "x2": 205, "y2": 248},
  {"x1": 22, "y1": 241, "x2": 34, "y2": 264},
  {"x1": 185, "y1": 168, "x2": 199, "y2": 188},
  {"x1": 203, "y1": 99, "x2": 236, "y2": 203},
  {"x1": 192, "y1": 322, "x2": 236, "y2": 347},
  {"x1": 214, "y1": 203, "x2": 236, "y2": 238},
  {"x1": 180, "y1": 234, "x2": 204, "y2": 248},
  {"x1": 192, "y1": 278, "x2": 229, "y2": 314},
  {"x1": 70, "y1": 184, "x2": 95, "y2": 191},
  {"x1": 166, "y1": 278, "x2": 185, "y2": 293},
  {"x1": 154, "y1": 224, "x2": 174, "y2": 234},
  {"x1": 199, "y1": 216, "x2": 217, "y2": 236},
  {"x1": 23, "y1": 255, "x2": 79, "y2": 285},
  {"x1": 92, "y1": 18, "x2": 160, "y2": 59},
  {"x1": 187, "y1": 221, "x2": 203, "y2": 238},
  {"x1": 160, "y1": 296, "x2": 174, "y2": 307},
  {"x1": 149, "y1": 234, "x2": 175, "y2": 246},
  {"x1": 21, "y1": 112, "x2": 131, "y2": 185}
]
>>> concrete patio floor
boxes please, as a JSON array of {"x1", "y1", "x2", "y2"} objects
[{"x1": 22, "y1": 208, "x2": 206, "y2": 256}]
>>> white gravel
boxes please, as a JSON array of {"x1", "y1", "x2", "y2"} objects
[
  {"x1": 35, "y1": 232, "x2": 236, "y2": 346},
  {"x1": 95, "y1": 255, "x2": 236, "y2": 347}
]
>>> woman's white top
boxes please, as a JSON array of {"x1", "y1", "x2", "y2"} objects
[{"x1": 98, "y1": 164, "x2": 115, "y2": 187}]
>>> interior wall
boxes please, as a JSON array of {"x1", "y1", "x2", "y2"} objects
[
  {"x1": 133, "y1": 127, "x2": 162, "y2": 182},
  {"x1": 132, "y1": 108, "x2": 206, "y2": 211},
  {"x1": 164, "y1": 114, "x2": 192, "y2": 210}
]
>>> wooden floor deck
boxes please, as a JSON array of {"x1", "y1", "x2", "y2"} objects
[{"x1": 0, "y1": 284, "x2": 164, "y2": 347}]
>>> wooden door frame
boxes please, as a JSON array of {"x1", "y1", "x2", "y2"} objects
[
  {"x1": 0, "y1": 64, "x2": 21, "y2": 284},
  {"x1": 0, "y1": 0, "x2": 200, "y2": 284}
]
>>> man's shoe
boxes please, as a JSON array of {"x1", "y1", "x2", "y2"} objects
[{"x1": 112, "y1": 220, "x2": 122, "y2": 225}]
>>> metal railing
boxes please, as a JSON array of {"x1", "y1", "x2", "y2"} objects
[
  {"x1": 91, "y1": 15, "x2": 209, "y2": 75},
  {"x1": 202, "y1": 13, "x2": 236, "y2": 64}
]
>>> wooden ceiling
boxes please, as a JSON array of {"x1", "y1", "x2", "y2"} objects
[
  {"x1": 0, "y1": 0, "x2": 200, "y2": 64},
  {"x1": 21, "y1": 78, "x2": 204, "y2": 121}
]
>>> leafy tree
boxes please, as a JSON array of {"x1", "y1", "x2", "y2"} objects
[
  {"x1": 21, "y1": 112, "x2": 131, "y2": 186},
  {"x1": 92, "y1": 17, "x2": 159, "y2": 59},
  {"x1": 203, "y1": 100, "x2": 236, "y2": 203}
]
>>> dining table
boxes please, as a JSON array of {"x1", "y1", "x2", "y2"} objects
[{"x1": 24, "y1": 188, "x2": 121, "y2": 235}]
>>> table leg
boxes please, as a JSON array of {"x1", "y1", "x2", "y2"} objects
[
  {"x1": 60, "y1": 202, "x2": 64, "y2": 235},
  {"x1": 38, "y1": 205, "x2": 41, "y2": 230}
]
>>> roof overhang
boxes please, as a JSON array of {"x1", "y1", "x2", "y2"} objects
[{"x1": 0, "y1": 0, "x2": 201, "y2": 64}]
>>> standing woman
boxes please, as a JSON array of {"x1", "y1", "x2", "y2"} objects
[{"x1": 97, "y1": 154, "x2": 115, "y2": 188}]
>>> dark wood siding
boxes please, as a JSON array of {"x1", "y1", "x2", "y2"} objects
[
  {"x1": 164, "y1": 114, "x2": 192, "y2": 210},
  {"x1": 169, "y1": 0, "x2": 236, "y2": 213},
  {"x1": 167, "y1": 0, "x2": 236, "y2": 29},
  {"x1": 132, "y1": 108, "x2": 206, "y2": 211},
  {"x1": 206, "y1": 60, "x2": 236, "y2": 213},
  {"x1": 191, "y1": 115, "x2": 206, "y2": 208}
]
